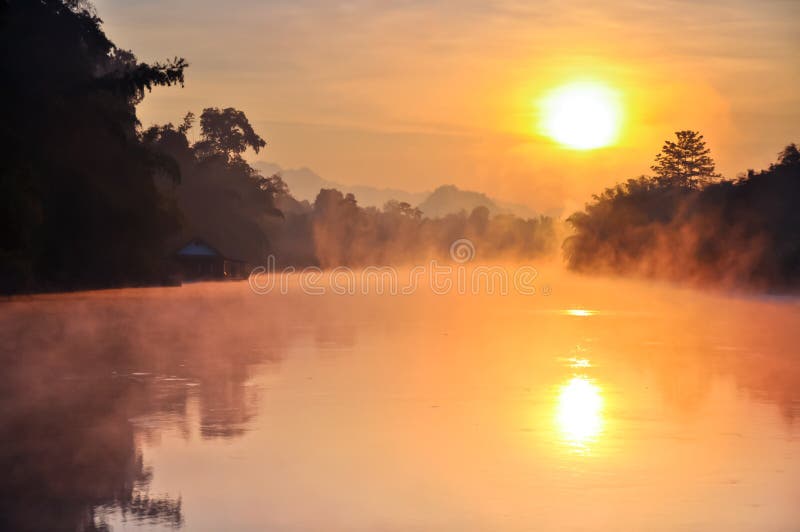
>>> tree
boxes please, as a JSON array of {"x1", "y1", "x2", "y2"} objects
[
  {"x1": 651, "y1": 130, "x2": 720, "y2": 188},
  {"x1": 194, "y1": 107, "x2": 266, "y2": 163},
  {"x1": 258, "y1": 173, "x2": 290, "y2": 199},
  {"x1": 774, "y1": 143, "x2": 800, "y2": 169},
  {"x1": 0, "y1": 0, "x2": 187, "y2": 292},
  {"x1": 383, "y1": 200, "x2": 422, "y2": 220},
  {"x1": 143, "y1": 107, "x2": 284, "y2": 265},
  {"x1": 177, "y1": 111, "x2": 195, "y2": 135}
]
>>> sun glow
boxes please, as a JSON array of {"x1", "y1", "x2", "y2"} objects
[
  {"x1": 540, "y1": 81, "x2": 622, "y2": 150},
  {"x1": 563, "y1": 308, "x2": 597, "y2": 317},
  {"x1": 556, "y1": 376, "x2": 604, "y2": 453}
]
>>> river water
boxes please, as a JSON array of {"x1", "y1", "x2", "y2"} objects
[{"x1": 1, "y1": 273, "x2": 798, "y2": 531}]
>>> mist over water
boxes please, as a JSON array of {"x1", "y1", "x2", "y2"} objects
[
  {"x1": 2, "y1": 2, "x2": 799, "y2": 531},
  {"x1": 1, "y1": 271, "x2": 798, "y2": 531}
]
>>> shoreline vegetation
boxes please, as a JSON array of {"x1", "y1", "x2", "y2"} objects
[
  {"x1": 565, "y1": 136, "x2": 800, "y2": 294},
  {"x1": 1, "y1": 1, "x2": 798, "y2": 296}
]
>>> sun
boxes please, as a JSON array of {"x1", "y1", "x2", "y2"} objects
[{"x1": 540, "y1": 81, "x2": 622, "y2": 150}]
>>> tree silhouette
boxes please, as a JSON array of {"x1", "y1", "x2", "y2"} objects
[
  {"x1": 143, "y1": 107, "x2": 282, "y2": 265},
  {"x1": 383, "y1": 200, "x2": 423, "y2": 220},
  {"x1": 0, "y1": 0, "x2": 187, "y2": 293},
  {"x1": 566, "y1": 142, "x2": 800, "y2": 291},
  {"x1": 774, "y1": 143, "x2": 800, "y2": 168},
  {"x1": 258, "y1": 173, "x2": 290, "y2": 200},
  {"x1": 194, "y1": 107, "x2": 266, "y2": 163},
  {"x1": 651, "y1": 130, "x2": 720, "y2": 188}
]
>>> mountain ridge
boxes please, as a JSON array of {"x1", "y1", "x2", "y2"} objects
[{"x1": 253, "y1": 162, "x2": 542, "y2": 219}]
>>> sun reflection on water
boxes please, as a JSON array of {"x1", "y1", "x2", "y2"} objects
[
  {"x1": 555, "y1": 375, "x2": 604, "y2": 454},
  {"x1": 563, "y1": 309, "x2": 597, "y2": 317},
  {"x1": 568, "y1": 357, "x2": 592, "y2": 368}
]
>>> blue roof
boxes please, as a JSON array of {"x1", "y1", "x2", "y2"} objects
[{"x1": 177, "y1": 240, "x2": 220, "y2": 257}]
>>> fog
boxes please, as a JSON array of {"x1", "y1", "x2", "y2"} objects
[
  {"x1": 564, "y1": 147, "x2": 800, "y2": 293},
  {"x1": 2, "y1": 273, "x2": 799, "y2": 530},
  {"x1": 1, "y1": 3, "x2": 799, "y2": 530}
]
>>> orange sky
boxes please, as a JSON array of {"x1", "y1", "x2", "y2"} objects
[{"x1": 95, "y1": 0, "x2": 799, "y2": 213}]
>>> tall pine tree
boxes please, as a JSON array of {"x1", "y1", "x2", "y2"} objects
[{"x1": 651, "y1": 130, "x2": 720, "y2": 188}]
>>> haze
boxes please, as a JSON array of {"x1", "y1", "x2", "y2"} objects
[
  {"x1": 3, "y1": 275, "x2": 799, "y2": 530},
  {"x1": 1, "y1": 2, "x2": 799, "y2": 530},
  {"x1": 95, "y1": 0, "x2": 800, "y2": 212}
]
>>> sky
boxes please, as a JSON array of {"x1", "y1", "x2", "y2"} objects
[{"x1": 95, "y1": 0, "x2": 800, "y2": 213}]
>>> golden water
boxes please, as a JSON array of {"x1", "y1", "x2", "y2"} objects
[{"x1": 1, "y1": 274, "x2": 798, "y2": 530}]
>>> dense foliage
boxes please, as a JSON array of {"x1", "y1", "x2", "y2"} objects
[
  {"x1": 272, "y1": 191, "x2": 556, "y2": 268},
  {"x1": 143, "y1": 109, "x2": 284, "y2": 265},
  {"x1": 0, "y1": 0, "x2": 187, "y2": 292},
  {"x1": 566, "y1": 139, "x2": 800, "y2": 291},
  {"x1": 144, "y1": 113, "x2": 559, "y2": 267},
  {"x1": 3, "y1": 3, "x2": 795, "y2": 295},
  {"x1": 0, "y1": 0, "x2": 556, "y2": 294}
]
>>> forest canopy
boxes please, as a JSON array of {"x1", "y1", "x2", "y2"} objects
[
  {"x1": 0, "y1": 0, "x2": 187, "y2": 291},
  {"x1": 0, "y1": 0, "x2": 556, "y2": 293},
  {"x1": 565, "y1": 134, "x2": 800, "y2": 291},
  {"x1": 0, "y1": 2, "x2": 797, "y2": 295}
]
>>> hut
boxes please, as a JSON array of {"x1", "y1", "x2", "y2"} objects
[{"x1": 173, "y1": 238, "x2": 247, "y2": 280}]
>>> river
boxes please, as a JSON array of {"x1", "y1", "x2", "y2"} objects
[{"x1": 1, "y1": 272, "x2": 798, "y2": 531}]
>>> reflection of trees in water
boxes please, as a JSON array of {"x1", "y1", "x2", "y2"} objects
[
  {"x1": 723, "y1": 352, "x2": 800, "y2": 425},
  {"x1": 96, "y1": 479, "x2": 183, "y2": 530},
  {"x1": 0, "y1": 374, "x2": 183, "y2": 531},
  {"x1": 0, "y1": 289, "x2": 288, "y2": 530},
  {"x1": 198, "y1": 365, "x2": 260, "y2": 439},
  {"x1": 651, "y1": 346, "x2": 800, "y2": 426},
  {"x1": 655, "y1": 349, "x2": 800, "y2": 425},
  {"x1": 570, "y1": 310, "x2": 800, "y2": 427}
]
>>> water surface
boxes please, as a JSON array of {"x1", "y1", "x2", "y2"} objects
[{"x1": 1, "y1": 275, "x2": 798, "y2": 531}]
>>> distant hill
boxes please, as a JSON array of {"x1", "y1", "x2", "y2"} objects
[
  {"x1": 416, "y1": 184, "x2": 537, "y2": 218},
  {"x1": 253, "y1": 162, "x2": 539, "y2": 219},
  {"x1": 418, "y1": 185, "x2": 542, "y2": 219},
  {"x1": 253, "y1": 162, "x2": 427, "y2": 208},
  {"x1": 417, "y1": 185, "x2": 497, "y2": 217}
]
